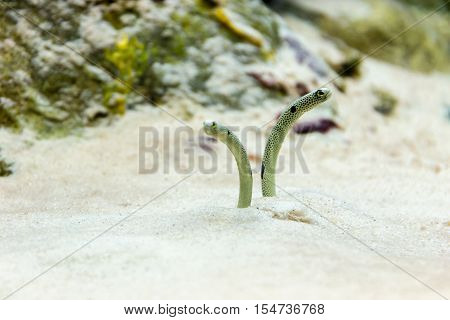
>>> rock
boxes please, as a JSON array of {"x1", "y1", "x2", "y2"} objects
[
  {"x1": 0, "y1": 151, "x2": 13, "y2": 177},
  {"x1": 372, "y1": 88, "x2": 398, "y2": 116},
  {"x1": 84, "y1": 102, "x2": 109, "y2": 122},
  {"x1": 27, "y1": 89, "x2": 70, "y2": 121},
  {"x1": 80, "y1": 18, "x2": 117, "y2": 50},
  {"x1": 0, "y1": 0, "x2": 339, "y2": 136}
]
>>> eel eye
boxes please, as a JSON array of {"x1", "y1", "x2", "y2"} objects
[
  {"x1": 317, "y1": 89, "x2": 324, "y2": 97},
  {"x1": 290, "y1": 106, "x2": 296, "y2": 113}
]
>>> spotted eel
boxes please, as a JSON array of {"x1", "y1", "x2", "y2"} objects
[
  {"x1": 261, "y1": 88, "x2": 332, "y2": 197},
  {"x1": 203, "y1": 121, "x2": 253, "y2": 208}
]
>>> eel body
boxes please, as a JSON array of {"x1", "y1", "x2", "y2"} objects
[
  {"x1": 261, "y1": 88, "x2": 332, "y2": 197},
  {"x1": 203, "y1": 121, "x2": 253, "y2": 208}
]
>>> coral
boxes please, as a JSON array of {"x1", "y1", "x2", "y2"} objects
[
  {"x1": 0, "y1": 0, "x2": 332, "y2": 136},
  {"x1": 104, "y1": 34, "x2": 149, "y2": 114},
  {"x1": 209, "y1": 0, "x2": 281, "y2": 57},
  {"x1": 213, "y1": 7, "x2": 265, "y2": 48}
]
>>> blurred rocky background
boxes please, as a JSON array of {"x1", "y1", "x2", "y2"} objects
[
  {"x1": 269, "y1": 0, "x2": 449, "y2": 72},
  {"x1": 0, "y1": 0, "x2": 335, "y2": 137},
  {"x1": 0, "y1": 0, "x2": 448, "y2": 175}
]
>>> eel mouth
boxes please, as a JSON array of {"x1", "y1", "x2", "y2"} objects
[
  {"x1": 203, "y1": 120, "x2": 214, "y2": 127},
  {"x1": 203, "y1": 120, "x2": 216, "y2": 135},
  {"x1": 317, "y1": 87, "x2": 332, "y2": 100}
]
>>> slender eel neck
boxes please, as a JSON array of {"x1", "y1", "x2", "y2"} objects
[
  {"x1": 203, "y1": 121, "x2": 253, "y2": 208},
  {"x1": 220, "y1": 131, "x2": 253, "y2": 208},
  {"x1": 261, "y1": 89, "x2": 331, "y2": 197}
]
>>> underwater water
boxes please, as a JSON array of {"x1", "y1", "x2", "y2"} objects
[{"x1": 0, "y1": 0, "x2": 449, "y2": 301}]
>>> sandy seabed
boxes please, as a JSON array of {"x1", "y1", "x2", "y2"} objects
[{"x1": 1, "y1": 57, "x2": 449, "y2": 299}]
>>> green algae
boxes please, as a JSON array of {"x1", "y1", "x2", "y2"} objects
[
  {"x1": 0, "y1": 39, "x2": 33, "y2": 131},
  {"x1": 0, "y1": 106, "x2": 19, "y2": 130},
  {"x1": 0, "y1": 153, "x2": 13, "y2": 177},
  {"x1": 0, "y1": 160, "x2": 13, "y2": 177},
  {"x1": 0, "y1": 4, "x2": 98, "y2": 136}
]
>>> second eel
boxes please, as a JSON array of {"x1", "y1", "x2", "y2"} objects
[
  {"x1": 203, "y1": 121, "x2": 253, "y2": 208},
  {"x1": 261, "y1": 88, "x2": 332, "y2": 197}
]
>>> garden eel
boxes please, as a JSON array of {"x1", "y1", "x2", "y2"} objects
[
  {"x1": 203, "y1": 121, "x2": 253, "y2": 208},
  {"x1": 261, "y1": 88, "x2": 332, "y2": 197}
]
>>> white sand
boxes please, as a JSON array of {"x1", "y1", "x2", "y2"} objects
[{"x1": 1, "y1": 53, "x2": 450, "y2": 299}]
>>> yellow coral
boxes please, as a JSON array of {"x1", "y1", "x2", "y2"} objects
[
  {"x1": 212, "y1": 6, "x2": 275, "y2": 59},
  {"x1": 116, "y1": 34, "x2": 129, "y2": 50},
  {"x1": 213, "y1": 7, "x2": 263, "y2": 47},
  {"x1": 104, "y1": 34, "x2": 148, "y2": 114},
  {"x1": 113, "y1": 94, "x2": 127, "y2": 115}
]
